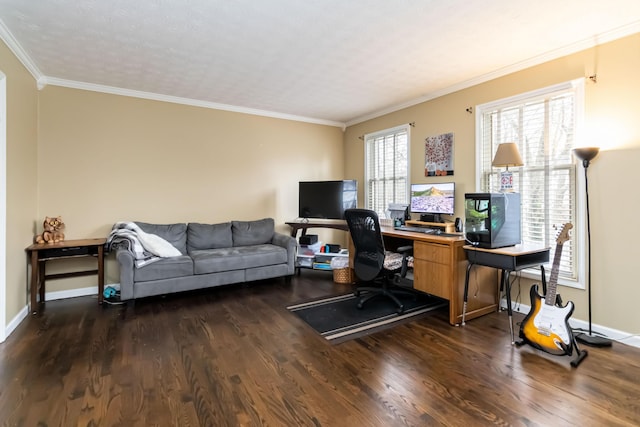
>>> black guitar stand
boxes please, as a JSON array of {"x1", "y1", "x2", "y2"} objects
[{"x1": 515, "y1": 294, "x2": 588, "y2": 368}]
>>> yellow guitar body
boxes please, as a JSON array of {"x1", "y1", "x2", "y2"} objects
[
  {"x1": 519, "y1": 223, "x2": 576, "y2": 357},
  {"x1": 520, "y1": 284, "x2": 574, "y2": 356}
]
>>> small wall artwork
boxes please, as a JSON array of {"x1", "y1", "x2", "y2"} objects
[{"x1": 425, "y1": 132, "x2": 454, "y2": 176}]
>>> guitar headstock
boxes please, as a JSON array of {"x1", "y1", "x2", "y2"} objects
[{"x1": 556, "y1": 223, "x2": 573, "y2": 245}]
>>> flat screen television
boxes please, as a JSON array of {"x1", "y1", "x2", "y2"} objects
[
  {"x1": 298, "y1": 180, "x2": 357, "y2": 219},
  {"x1": 410, "y1": 182, "x2": 455, "y2": 223}
]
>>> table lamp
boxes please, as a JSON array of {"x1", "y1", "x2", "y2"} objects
[{"x1": 492, "y1": 142, "x2": 523, "y2": 192}]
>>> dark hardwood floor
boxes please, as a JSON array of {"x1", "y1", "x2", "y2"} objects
[{"x1": 1, "y1": 270, "x2": 639, "y2": 426}]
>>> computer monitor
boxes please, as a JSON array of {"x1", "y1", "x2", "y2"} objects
[
  {"x1": 298, "y1": 180, "x2": 357, "y2": 219},
  {"x1": 410, "y1": 182, "x2": 455, "y2": 223}
]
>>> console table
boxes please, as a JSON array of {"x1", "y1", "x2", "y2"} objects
[
  {"x1": 462, "y1": 243, "x2": 550, "y2": 343},
  {"x1": 285, "y1": 219, "x2": 348, "y2": 238},
  {"x1": 25, "y1": 238, "x2": 106, "y2": 314}
]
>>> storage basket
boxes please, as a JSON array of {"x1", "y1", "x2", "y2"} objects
[{"x1": 333, "y1": 267, "x2": 353, "y2": 284}]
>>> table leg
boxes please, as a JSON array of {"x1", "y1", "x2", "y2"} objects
[
  {"x1": 540, "y1": 265, "x2": 547, "y2": 295},
  {"x1": 503, "y1": 269, "x2": 515, "y2": 344},
  {"x1": 38, "y1": 260, "x2": 46, "y2": 304},
  {"x1": 461, "y1": 262, "x2": 473, "y2": 326},
  {"x1": 30, "y1": 251, "x2": 38, "y2": 314},
  {"x1": 98, "y1": 245, "x2": 105, "y2": 304}
]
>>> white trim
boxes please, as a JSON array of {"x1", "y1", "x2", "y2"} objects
[
  {"x1": 0, "y1": 19, "x2": 43, "y2": 81},
  {"x1": 363, "y1": 124, "x2": 411, "y2": 213},
  {"x1": 474, "y1": 79, "x2": 586, "y2": 289},
  {"x1": 3, "y1": 286, "x2": 100, "y2": 340},
  {"x1": 4, "y1": 306, "x2": 28, "y2": 339},
  {"x1": 347, "y1": 22, "x2": 640, "y2": 127},
  {"x1": 43, "y1": 285, "x2": 99, "y2": 302},
  {"x1": 0, "y1": 73, "x2": 5, "y2": 343},
  {"x1": 500, "y1": 298, "x2": 640, "y2": 349},
  {"x1": 40, "y1": 76, "x2": 345, "y2": 129}
]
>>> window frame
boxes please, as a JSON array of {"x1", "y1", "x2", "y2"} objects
[
  {"x1": 474, "y1": 79, "x2": 586, "y2": 289},
  {"x1": 364, "y1": 124, "x2": 411, "y2": 218}
]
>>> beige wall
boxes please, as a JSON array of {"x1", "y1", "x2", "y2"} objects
[
  {"x1": 345, "y1": 33, "x2": 640, "y2": 335},
  {"x1": 0, "y1": 41, "x2": 38, "y2": 325},
  {"x1": 36, "y1": 87, "x2": 345, "y2": 289},
  {"x1": 4, "y1": 30, "x2": 640, "y2": 337}
]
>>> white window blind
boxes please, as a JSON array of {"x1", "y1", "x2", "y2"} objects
[
  {"x1": 477, "y1": 81, "x2": 583, "y2": 284},
  {"x1": 364, "y1": 125, "x2": 410, "y2": 217}
]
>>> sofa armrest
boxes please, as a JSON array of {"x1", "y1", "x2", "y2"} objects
[
  {"x1": 115, "y1": 249, "x2": 135, "y2": 300},
  {"x1": 272, "y1": 232, "x2": 297, "y2": 275}
]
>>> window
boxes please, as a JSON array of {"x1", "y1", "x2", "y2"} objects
[
  {"x1": 364, "y1": 124, "x2": 410, "y2": 217},
  {"x1": 476, "y1": 80, "x2": 584, "y2": 286}
]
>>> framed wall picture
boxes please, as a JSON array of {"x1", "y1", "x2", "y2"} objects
[{"x1": 425, "y1": 132, "x2": 454, "y2": 176}]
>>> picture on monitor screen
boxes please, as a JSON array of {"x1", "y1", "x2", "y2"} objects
[{"x1": 410, "y1": 182, "x2": 455, "y2": 215}]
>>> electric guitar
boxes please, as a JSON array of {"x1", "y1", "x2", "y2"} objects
[{"x1": 519, "y1": 223, "x2": 575, "y2": 356}]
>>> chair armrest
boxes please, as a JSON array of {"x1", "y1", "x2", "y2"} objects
[
  {"x1": 115, "y1": 249, "x2": 135, "y2": 300},
  {"x1": 396, "y1": 245, "x2": 413, "y2": 254}
]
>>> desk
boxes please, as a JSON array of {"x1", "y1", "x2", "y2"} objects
[
  {"x1": 380, "y1": 227, "x2": 498, "y2": 326},
  {"x1": 285, "y1": 219, "x2": 348, "y2": 238},
  {"x1": 26, "y1": 238, "x2": 106, "y2": 314},
  {"x1": 462, "y1": 243, "x2": 550, "y2": 343}
]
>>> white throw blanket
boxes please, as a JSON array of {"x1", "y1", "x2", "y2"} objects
[{"x1": 106, "y1": 222, "x2": 181, "y2": 267}]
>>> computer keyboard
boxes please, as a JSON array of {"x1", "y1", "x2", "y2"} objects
[
  {"x1": 394, "y1": 225, "x2": 436, "y2": 234},
  {"x1": 394, "y1": 225, "x2": 460, "y2": 238}
]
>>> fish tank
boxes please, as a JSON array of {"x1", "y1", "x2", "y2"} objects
[{"x1": 464, "y1": 192, "x2": 521, "y2": 248}]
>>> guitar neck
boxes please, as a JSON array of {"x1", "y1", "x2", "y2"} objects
[{"x1": 544, "y1": 244, "x2": 563, "y2": 306}]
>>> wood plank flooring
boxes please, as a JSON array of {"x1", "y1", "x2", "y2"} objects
[{"x1": 1, "y1": 270, "x2": 639, "y2": 426}]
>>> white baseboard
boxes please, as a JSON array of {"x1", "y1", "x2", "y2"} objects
[
  {"x1": 45, "y1": 285, "x2": 99, "y2": 301},
  {"x1": 4, "y1": 305, "x2": 28, "y2": 340},
  {"x1": 501, "y1": 299, "x2": 640, "y2": 349},
  {"x1": 3, "y1": 285, "x2": 100, "y2": 341}
]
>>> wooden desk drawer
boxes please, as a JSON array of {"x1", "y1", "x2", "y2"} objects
[
  {"x1": 413, "y1": 260, "x2": 449, "y2": 299},
  {"x1": 39, "y1": 245, "x2": 92, "y2": 259},
  {"x1": 414, "y1": 241, "x2": 450, "y2": 264}
]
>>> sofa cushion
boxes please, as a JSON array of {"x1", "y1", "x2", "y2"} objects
[
  {"x1": 134, "y1": 255, "x2": 194, "y2": 282},
  {"x1": 232, "y1": 218, "x2": 274, "y2": 247},
  {"x1": 187, "y1": 222, "x2": 232, "y2": 252},
  {"x1": 191, "y1": 244, "x2": 287, "y2": 274},
  {"x1": 135, "y1": 222, "x2": 188, "y2": 254}
]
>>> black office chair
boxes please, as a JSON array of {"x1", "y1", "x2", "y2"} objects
[{"x1": 344, "y1": 208, "x2": 415, "y2": 313}]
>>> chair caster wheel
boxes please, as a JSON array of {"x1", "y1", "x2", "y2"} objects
[
  {"x1": 396, "y1": 306, "x2": 404, "y2": 314},
  {"x1": 357, "y1": 302, "x2": 364, "y2": 309}
]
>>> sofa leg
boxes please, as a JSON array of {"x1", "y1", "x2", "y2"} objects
[{"x1": 285, "y1": 275, "x2": 293, "y2": 284}]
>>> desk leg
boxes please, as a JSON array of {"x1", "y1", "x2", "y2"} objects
[
  {"x1": 503, "y1": 269, "x2": 515, "y2": 344},
  {"x1": 98, "y1": 245, "x2": 105, "y2": 304},
  {"x1": 461, "y1": 262, "x2": 474, "y2": 326},
  {"x1": 540, "y1": 265, "x2": 547, "y2": 295}
]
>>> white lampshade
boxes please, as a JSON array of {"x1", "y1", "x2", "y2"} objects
[
  {"x1": 492, "y1": 142, "x2": 524, "y2": 168},
  {"x1": 493, "y1": 143, "x2": 523, "y2": 192}
]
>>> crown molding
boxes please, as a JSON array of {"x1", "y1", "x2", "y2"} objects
[
  {"x1": 346, "y1": 21, "x2": 640, "y2": 127},
  {"x1": 0, "y1": 18, "x2": 43, "y2": 81},
  {"x1": 40, "y1": 76, "x2": 345, "y2": 128}
]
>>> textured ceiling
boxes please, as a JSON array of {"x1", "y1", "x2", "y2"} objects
[{"x1": 1, "y1": 1, "x2": 640, "y2": 127}]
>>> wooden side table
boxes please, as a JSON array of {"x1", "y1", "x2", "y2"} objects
[{"x1": 25, "y1": 238, "x2": 106, "y2": 314}]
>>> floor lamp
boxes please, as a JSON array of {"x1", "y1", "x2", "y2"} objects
[{"x1": 573, "y1": 147, "x2": 612, "y2": 347}]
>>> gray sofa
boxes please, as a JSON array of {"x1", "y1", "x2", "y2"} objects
[{"x1": 115, "y1": 218, "x2": 296, "y2": 301}]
